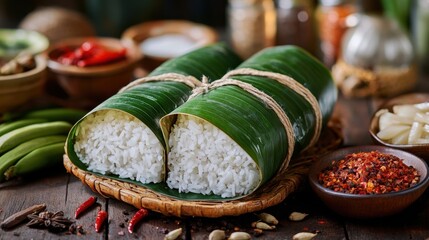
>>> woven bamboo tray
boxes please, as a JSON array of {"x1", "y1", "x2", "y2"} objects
[{"x1": 64, "y1": 119, "x2": 342, "y2": 218}]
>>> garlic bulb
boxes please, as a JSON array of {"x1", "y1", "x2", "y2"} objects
[{"x1": 341, "y1": 14, "x2": 414, "y2": 69}]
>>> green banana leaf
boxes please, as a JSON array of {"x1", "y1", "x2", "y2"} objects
[
  {"x1": 230, "y1": 46, "x2": 336, "y2": 152},
  {"x1": 66, "y1": 43, "x2": 242, "y2": 199},
  {"x1": 381, "y1": 0, "x2": 411, "y2": 33},
  {"x1": 160, "y1": 46, "x2": 337, "y2": 200}
]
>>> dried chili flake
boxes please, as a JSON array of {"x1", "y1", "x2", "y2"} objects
[
  {"x1": 317, "y1": 219, "x2": 327, "y2": 225},
  {"x1": 318, "y1": 151, "x2": 420, "y2": 194}
]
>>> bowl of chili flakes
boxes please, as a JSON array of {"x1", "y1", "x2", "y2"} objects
[{"x1": 308, "y1": 145, "x2": 429, "y2": 218}]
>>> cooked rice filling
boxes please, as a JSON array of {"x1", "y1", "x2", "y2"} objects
[
  {"x1": 74, "y1": 110, "x2": 164, "y2": 184},
  {"x1": 167, "y1": 115, "x2": 260, "y2": 198}
]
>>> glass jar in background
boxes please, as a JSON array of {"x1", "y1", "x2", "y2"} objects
[
  {"x1": 341, "y1": 14, "x2": 414, "y2": 69},
  {"x1": 275, "y1": 0, "x2": 317, "y2": 55},
  {"x1": 316, "y1": 0, "x2": 357, "y2": 67},
  {"x1": 412, "y1": 0, "x2": 429, "y2": 73},
  {"x1": 228, "y1": 0, "x2": 276, "y2": 59}
]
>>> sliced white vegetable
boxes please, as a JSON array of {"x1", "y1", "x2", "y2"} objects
[
  {"x1": 414, "y1": 102, "x2": 429, "y2": 111},
  {"x1": 390, "y1": 131, "x2": 409, "y2": 145},
  {"x1": 415, "y1": 113, "x2": 429, "y2": 124},
  {"x1": 378, "y1": 112, "x2": 414, "y2": 130},
  {"x1": 377, "y1": 125, "x2": 410, "y2": 140},
  {"x1": 423, "y1": 124, "x2": 429, "y2": 133},
  {"x1": 393, "y1": 104, "x2": 421, "y2": 117},
  {"x1": 408, "y1": 122, "x2": 423, "y2": 144}
]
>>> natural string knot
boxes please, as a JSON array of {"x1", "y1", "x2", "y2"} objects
[
  {"x1": 189, "y1": 75, "x2": 212, "y2": 98},
  {"x1": 201, "y1": 75, "x2": 209, "y2": 85}
]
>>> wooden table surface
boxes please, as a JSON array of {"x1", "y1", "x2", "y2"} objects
[{"x1": 1, "y1": 76, "x2": 429, "y2": 240}]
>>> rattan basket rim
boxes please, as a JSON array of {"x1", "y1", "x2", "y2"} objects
[{"x1": 64, "y1": 120, "x2": 342, "y2": 218}]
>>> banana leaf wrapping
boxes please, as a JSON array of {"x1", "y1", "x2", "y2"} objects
[
  {"x1": 160, "y1": 46, "x2": 337, "y2": 200},
  {"x1": 65, "y1": 43, "x2": 242, "y2": 190}
]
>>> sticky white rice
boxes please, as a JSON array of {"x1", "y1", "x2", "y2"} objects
[
  {"x1": 74, "y1": 110, "x2": 164, "y2": 184},
  {"x1": 167, "y1": 115, "x2": 260, "y2": 198}
]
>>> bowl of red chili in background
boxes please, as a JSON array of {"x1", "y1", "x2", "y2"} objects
[
  {"x1": 308, "y1": 145, "x2": 429, "y2": 218},
  {"x1": 45, "y1": 37, "x2": 142, "y2": 109},
  {"x1": 369, "y1": 93, "x2": 429, "y2": 160}
]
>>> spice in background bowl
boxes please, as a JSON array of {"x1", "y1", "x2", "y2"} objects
[
  {"x1": 121, "y1": 20, "x2": 218, "y2": 75},
  {"x1": 308, "y1": 145, "x2": 429, "y2": 218},
  {"x1": 318, "y1": 151, "x2": 420, "y2": 194},
  {"x1": 140, "y1": 34, "x2": 199, "y2": 59},
  {"x1": 1, "y1": 52, "x2": 37, "y2": 76}
]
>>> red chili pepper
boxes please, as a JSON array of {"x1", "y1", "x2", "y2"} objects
[
  {"x1": 127, "y1": 208, "x2": 149, "y2": 233},
  {"x1": 73, "y1": 48, "x2": 90, "y2": 60},
  {"x1": 57, "y1": 50, "x2": 78, "y2": 65},
  {"x1": 77, "y1": 48, "x2": 127, "y2": 67},
  {"x1": 94, "y1": 210, "x2": 108, "y2": 233},
  {"x1": 75, "y1": 196, "x2": 97, "y2": 219},
  {"x1": 54, "y1": 41, "x2": 127, "y2": 67},
  {"x1": 75, "y1": 41, "x2": 101, "y2": 59},
  {"x1": 80, "y1": 41, "x2": 99, "y2": 52}
]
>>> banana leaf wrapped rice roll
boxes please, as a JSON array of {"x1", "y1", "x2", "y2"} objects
[
  {"x1": 66, "y1": 43, "x2": 242, "y2": 184},
  {"x1": 161, "y1": 46, "x2": 337, "y2": 198}
]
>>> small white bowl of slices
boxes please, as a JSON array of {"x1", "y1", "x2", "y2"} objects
[{"x1": 369, "y1": 93, "x2": 429, "y2": 159}]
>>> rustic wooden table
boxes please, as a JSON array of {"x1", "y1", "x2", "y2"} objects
[{"x1": 1, "y1": 76, "x2": 429, "y2": 240}]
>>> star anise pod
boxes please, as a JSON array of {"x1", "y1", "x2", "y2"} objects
[{"x1": 27, "y1": 210, "x2": 75, "y2": 232}]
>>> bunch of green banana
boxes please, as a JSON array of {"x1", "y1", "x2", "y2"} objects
[{"x1": 0, "y1": 108, "x2": 87, "y2": 182}]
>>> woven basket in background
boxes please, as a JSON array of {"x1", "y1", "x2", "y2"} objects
[{"x1": 332, "y1": 59, "x2": 417, "y2": 98}]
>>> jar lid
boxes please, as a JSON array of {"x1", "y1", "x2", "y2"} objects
[
  {"x1": 277, "y1": 0, "x2": 312, "y2": 9},
  {"x1": 319, "y1": 0, "x2": 345, "y2": 6}
]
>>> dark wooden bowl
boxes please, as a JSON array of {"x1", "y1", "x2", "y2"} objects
[
  {"x1": 369, "y1": 93, "x2": 429, "y2": 160},
  {"x1": 0, "y1": 56, "x2": 47, "y2": 113},
  {"x1": 308, "y1": 145, "x2": 429, "y2": 218}
]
